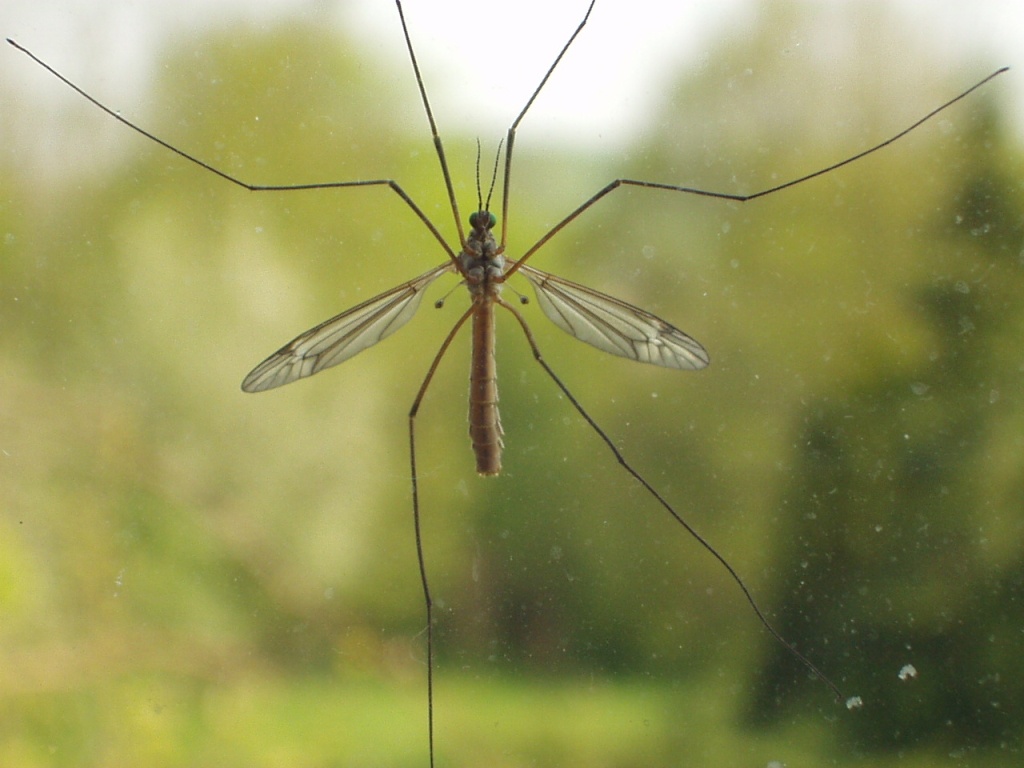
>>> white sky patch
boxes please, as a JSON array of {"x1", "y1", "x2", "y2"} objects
[{"x1": 4, "y1": 0, "x2": 1022, "y2": 151}]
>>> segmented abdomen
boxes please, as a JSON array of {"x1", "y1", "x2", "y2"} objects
[{"x1": 468, "y1": 296, "x2": 503, "y2": 475}]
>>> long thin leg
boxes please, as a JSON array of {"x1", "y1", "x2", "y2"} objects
[
  {"x1": 503, "y1": 66, "x2": 1008, "y2": 280},
  {"x1": 394, "y1": 0, "x2": 465, "y2": 246},
  {"x1": 496, "y1": 297, "x2": 844, "y2": 701},
  {"x1": 408, "y1": 304, "x2": 476, "y2": 768},
  {"x1": 5, "y1": 37, "x2": 459, "y2": 266},
  {"x1": 500, "y1": 0, "x2": 598, "y2": 250},
  {"x1": 10, "y1": 34, "x2": 1005, "y2": 283}
]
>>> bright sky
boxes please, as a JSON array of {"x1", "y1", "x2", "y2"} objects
[{"x1": 4, "y1": 0, "x2": 1022, "y2": 151}]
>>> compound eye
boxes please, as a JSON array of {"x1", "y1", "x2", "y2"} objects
[{"x1": 469, "y1": 211, "x2": 496, "y2": 230}]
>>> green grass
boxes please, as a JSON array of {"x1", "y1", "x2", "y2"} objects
[
  {"x1": 0, "y1": 670, "x2": 853, "y2": 768},
  {"x1": 2, "y1": 661, "x2": 1019, "y2": 767}
]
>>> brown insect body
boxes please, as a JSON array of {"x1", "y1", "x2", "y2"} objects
[{"x1": 461, "y1": 211, "x2": 506, "y2": 475}]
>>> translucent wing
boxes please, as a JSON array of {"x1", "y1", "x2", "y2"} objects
[
  {"x1": 242, "y1": 263, "x2": 453, "y2": 392},
  {"x1": 517, "y1": 264, "x2": 710, "y2": 370}
]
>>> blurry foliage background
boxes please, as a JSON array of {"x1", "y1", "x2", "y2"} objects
[{"x1": 2, "y1": 1, "x2": 1022, "y2": 766}]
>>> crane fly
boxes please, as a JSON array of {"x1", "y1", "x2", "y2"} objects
[
  {"x1": 8, "y1": 0, "x2": 1006, "y2": 763},
  {"x1": 239, "y1": 221, "x2": 711, "y2": 465}
]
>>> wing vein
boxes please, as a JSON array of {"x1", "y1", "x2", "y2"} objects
[
  {"x1": 242, "y1": 262, "x2": 453, "y2": 392},
  {"x1": 517, "y1": 263, "x2": 709, "y2": 370}
]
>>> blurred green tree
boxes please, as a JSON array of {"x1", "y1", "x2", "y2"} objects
[{"x1": 752, "y1": 101, "x2": 1024, "y2": 751}]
